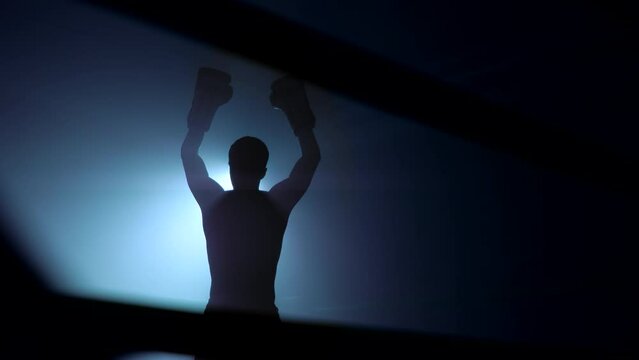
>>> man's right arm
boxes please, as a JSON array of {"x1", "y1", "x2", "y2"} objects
[
  {"x1": 269, "y1": 76, "x2": 321, "y2": 214},
  {"x1": 270, "y1": 128, "x2": 321, "y2": 213}
]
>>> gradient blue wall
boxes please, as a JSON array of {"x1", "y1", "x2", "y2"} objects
[{"x1": 1, "y1": 0, "x2": 636, "y2": 354}]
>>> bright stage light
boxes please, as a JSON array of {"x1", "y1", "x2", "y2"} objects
[{"x1": 209, "y1": 166, "x2": 233, "y2": 191}]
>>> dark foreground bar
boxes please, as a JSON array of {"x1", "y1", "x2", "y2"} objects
[
  {"x1": 7, "y1": 293, "x2": 633, "y2": 359},
  {"x1": 1, "y1": 219, "x2": 634, "y2": 359},
  {"x1": 87, "y1": 0, "x2": 638, "y2": 194}
]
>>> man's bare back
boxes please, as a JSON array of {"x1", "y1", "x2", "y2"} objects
[{"x1": 181, "y1": 68, "x2": 320, "y2": 319}]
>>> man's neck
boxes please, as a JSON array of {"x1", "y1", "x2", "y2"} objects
[{"x1": 232, "y1": 184, "x2": 260, "y2": 191}]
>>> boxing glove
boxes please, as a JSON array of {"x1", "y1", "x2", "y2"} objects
[
  {"x1": 188, "y1": 67, "x2": 232, "y2": 131},
  {"x1": 270, "y1": 76, "x2": 315, "y2": 136}
]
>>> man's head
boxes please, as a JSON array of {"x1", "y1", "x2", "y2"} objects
[{"x1": 229, "y1": 136, "x2": 269, "y2": 190}]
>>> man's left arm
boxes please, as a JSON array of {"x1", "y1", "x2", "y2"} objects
[
  {"x1": 181, "y1": 128, "x2": 224, "y2": 208},
  {"x1": 181, "y1": 67, "x2": 232, "y2": 208}
]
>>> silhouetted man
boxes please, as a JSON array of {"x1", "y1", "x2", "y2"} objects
[{"x1": 181, "y1": 68, "x2": 320, "y2": 322}]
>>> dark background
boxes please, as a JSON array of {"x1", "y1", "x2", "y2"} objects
[{"x1": 1, "y1": 0, "x2": 637, "y2": 356}]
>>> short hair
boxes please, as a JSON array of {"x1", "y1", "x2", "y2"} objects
[{"x1": 228, "y1": 136, "x2": 269, "y2": 172}]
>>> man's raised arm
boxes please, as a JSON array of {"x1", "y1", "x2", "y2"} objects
[
  {"x1": 269, "y1": 76, "x2": 321, "y2": 214},
  {"x1": 181, "y1": 68, "x2": 232, "y2": 208}
]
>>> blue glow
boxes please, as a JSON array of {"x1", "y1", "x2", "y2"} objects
[
  {"x1": 211, "y1": 168, "x2": 234, "y2": 191},
  {"x1": 0, "y1": 0, "x2": 458, "y2": 333},
  {"x1": 2, "y1": 1, "x2": 637, "y2": 355},
  {"x1": 118, "y1": 352, "x2": 191, "y2": 360}
]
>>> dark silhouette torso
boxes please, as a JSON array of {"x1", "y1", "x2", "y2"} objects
[{"x1": 202, "y1": 190, "x2": 289, "y2": 315}]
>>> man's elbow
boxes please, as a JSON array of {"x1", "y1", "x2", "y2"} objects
[
  {"x1": 181, "y1": 144, "x2": 196, "y2": 160},
  {"x1": 306, "y1": 151, "x2": 321, "y2": 167}
]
